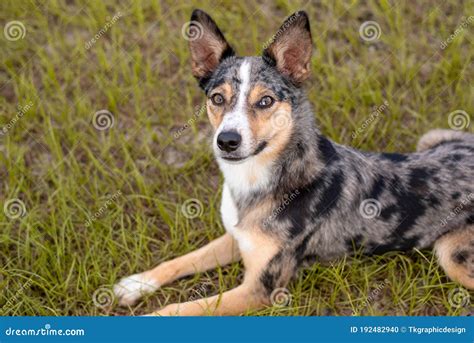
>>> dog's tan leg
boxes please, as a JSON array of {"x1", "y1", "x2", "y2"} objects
[
  {"x1": 147, "y1": 229, "x2": 285, "y2": 316},
  {"x1": 114, "y1": 233, "x2": 240, "y2": 305},
  {"x1": 435, "y1": 226, "x2": 474, "y2": 289}
]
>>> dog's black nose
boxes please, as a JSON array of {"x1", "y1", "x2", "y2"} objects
[{"x1": 217, "y1": 131, "x2": 242, "y2": 152}]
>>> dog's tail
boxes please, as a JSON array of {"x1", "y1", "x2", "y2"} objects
[{"x1": 416, "y1": 129, "x2": 473, "y2": 152}]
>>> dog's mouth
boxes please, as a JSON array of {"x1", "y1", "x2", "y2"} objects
[{"x1": 220, "y1": 141, "x2": 268, "y2": 163}]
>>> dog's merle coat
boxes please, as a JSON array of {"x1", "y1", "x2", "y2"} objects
[
  {"x1": 202, "y1": 54, "x2": 474, "y2": 294},
  {"x1": 114, "y1": 9, "x2": 474, "y2": 315}
]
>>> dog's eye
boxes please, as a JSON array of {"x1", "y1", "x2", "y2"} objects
[
  {"x1": 211, "y1": 93, "x2": 224, "y2": 106},
  {"x1": 256, "y1": 96, "x2": 274, "y2": 109}
]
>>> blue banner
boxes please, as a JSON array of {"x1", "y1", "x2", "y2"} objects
[{"x1": 0, "y1": 317, "x2": 472, "y2": 343}]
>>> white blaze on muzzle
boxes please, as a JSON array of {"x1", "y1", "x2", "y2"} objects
[{"x1": 214, "y1": 60, "x2": 253, "y2": 156}]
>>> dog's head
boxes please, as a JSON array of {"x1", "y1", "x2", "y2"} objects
[{"x1": 188, "y1": 9, "x2": 313, "y2": 165}]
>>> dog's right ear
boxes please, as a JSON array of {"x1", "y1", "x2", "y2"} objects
[{"x1": 188, "y1": 9, "x2": 234, "y2": 88}]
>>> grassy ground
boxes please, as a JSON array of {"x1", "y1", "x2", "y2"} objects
[{"x1": 0, "y1": 0, "x2": 473, "y2": 316}]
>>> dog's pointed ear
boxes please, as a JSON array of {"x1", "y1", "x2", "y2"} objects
[
  {"x1": 262, "y1": 11, "x2": 312, "y2": 84},
  {"x1": 188, "y1": 9, "x2": 234, "y2": 87}
]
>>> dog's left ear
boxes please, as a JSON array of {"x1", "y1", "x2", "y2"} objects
[
  {"x1": 188, "y1": 9, "x2": 235, "y2": 87},
  {"x1": 263, "y1": 11, "x2": 312, "y2": 84}
]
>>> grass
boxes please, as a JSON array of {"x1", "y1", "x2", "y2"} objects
[{"x1": 0, "y1": 0, "x2": 473, "y2": 316}]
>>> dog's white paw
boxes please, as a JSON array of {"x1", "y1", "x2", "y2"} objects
[{"x1": 113, "y1": 273, "x2": 160, "y2": 306}]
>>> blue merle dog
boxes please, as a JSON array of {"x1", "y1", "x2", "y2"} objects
[{"x1": 114, "y1": 10, "x2": 474, "y2": 315}]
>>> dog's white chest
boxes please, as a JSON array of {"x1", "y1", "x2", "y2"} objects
[{"x1": 220, "y1": 184, "x2": 253, "y2": 252}]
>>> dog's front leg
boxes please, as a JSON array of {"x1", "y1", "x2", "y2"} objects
[
  {"x1": 114, "y1": 233, "x2": 240, "y2": 306},
  {"x1": 147, "y1": 229, "x2": 290, "y2": 316}
]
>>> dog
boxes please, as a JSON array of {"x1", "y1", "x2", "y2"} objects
[{"x1": 113, "y1": 9, "x2": 474, "y2": 316}]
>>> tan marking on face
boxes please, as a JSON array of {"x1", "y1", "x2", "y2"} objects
[
  {"x1": 247, "y1": 85, "x2": 294, "y2": 166},
  {"x1": 206, "y1": 82, "x2": 233, "y2": 130}
]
